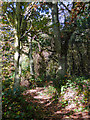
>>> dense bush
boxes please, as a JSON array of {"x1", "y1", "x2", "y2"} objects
[{"x1": 2, "y1": 78, "x2": 35, "y2": 119}]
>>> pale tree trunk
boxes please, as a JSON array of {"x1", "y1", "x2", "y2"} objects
[
  {"x1": 51, "y1": 2, "x2": 65, "y2": 76},
  {"x1": 14, "y1": 2, "x2": 21, "y2": 93},
  {"x1": 14, "y1": 30, "x2": 20, "y2": 92},
  {"x1": 19, "y1": 41, "x2": 22, "y2": 78},
  {"x1": 28, "y1": 34, "x2": 34, "y2": 76}
]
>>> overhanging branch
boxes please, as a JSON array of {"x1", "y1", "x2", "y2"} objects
[{"x1": 61, "y1": 2, "x2": 71, "y2": 13}]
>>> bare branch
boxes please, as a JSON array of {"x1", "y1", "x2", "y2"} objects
[{"x1": 61, "y1": 2, "x2": 71, "y2": 13}]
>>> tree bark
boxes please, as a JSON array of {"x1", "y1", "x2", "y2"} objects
[
  {"x1": 14, "y1": 30, "x2": 20, "y2": 92},
  {"x1": 14, "y1": 2, "x2": 21, "y2": 93},
  {"x1": 28, "y1": 34, "x2": 34, "y2": 76},
  {"x1": 51, "y1": 2, "x2": 65, "y2": 76}
]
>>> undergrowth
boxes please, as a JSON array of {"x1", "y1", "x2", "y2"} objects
[{"x1": 2, "y1": 75, "x2": 90, "y2": 119}]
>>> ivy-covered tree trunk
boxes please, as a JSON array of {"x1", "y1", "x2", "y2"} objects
[
  {"x1": 28, "y1": 34, "x2": 34, "y2": 76},
  {"x1": 51, "y1": 2, "x2": 65, "y2": 76}
]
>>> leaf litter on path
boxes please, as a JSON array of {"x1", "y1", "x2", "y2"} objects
[{"x1": 22, "y1": 83, "x2": 90, "y2": 119}]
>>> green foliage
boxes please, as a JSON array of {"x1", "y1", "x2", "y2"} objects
[
  {"x1": 22, "y1": 56, "x2": 29, "y2": 71},
  {"x1": 57, "y1": 76, "x2": 89, "y2": 113},
  {"x1": 44, "y1": 85, "x2": 56, "y2": 96},
  {"x1": 35, "y1": 76, "x2": 43, "y2": 87},
  {"x1": 51, "y1": 75, "x2": 68, "y2": 95},
  {"x1": 2, "y1": 78, "x2": 35, "y2": 119},
  {"x1": 72, "y1": 76, "x2": 89, "y2": 92}
]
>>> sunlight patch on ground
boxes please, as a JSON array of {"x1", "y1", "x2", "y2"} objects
[
  {"x1": 54, "y1": 110, "x2": 62, "y2": 114},
  {"x1": 63, "y1": 87, "x2": 77, "y2": 100},
  {"x1": 66, "y1": 102, "x2": 76, "y2": 109},
  {"x1": 22, "y1": 84, "x2": 89, "y2": 119},
  {"x1": 29, "y1": 89, "x2": 38, "y2": 93},
  {"x1": 45, "y1": 99, "x2": 55, "y2": 107},
  {"x1": 34, "y1": 95, "x2": 52, "y2": 99}
]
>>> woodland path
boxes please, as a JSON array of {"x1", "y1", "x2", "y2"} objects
[{"x1": 22, "y1": 81, "x2": 89, "y2": 120}]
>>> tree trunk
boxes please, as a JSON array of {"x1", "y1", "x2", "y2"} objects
[
  {"x1": 28, "y1": 34, "x2": 34, "y2": 76},
  {"x1": 71, "y1": 43, "x2": 75, "y2": 75},
  {"x1": 19, "y1": 41, "x2": 22, "y2": 78},
  {"x1": 14, "y1": 2, "x2": 21, "y2": 93},
  {"x1": 14, "y1": 30, "x2": 20, "y2": 92},
  {"x1": 51, "y1": 2, "x2": 65, "y2": 76}
]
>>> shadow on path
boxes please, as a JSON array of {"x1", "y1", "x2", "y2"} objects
[{"x1": 22, "y1": 83, "x2": 90, "y2": 120}]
